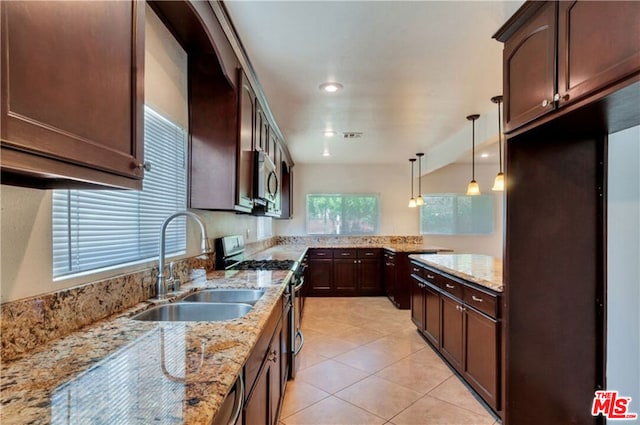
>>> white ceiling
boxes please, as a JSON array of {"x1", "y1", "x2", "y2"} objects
[{"x1": 225, "y1": 1, "x2": 523, "y2": 170}]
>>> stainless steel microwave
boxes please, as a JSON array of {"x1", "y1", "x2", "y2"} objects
[{"x1": 253, "y1": 150, "x2": 278, "y2": 206}]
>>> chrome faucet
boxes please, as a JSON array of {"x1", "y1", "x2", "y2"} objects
[{"x1": 157, "y1": 211, "x2": 211, "y2": 298}]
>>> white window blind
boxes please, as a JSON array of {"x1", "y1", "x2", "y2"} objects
[
  {"x1": 306, "y1": 194, "x2": 380, "y2": 235},
  {"x1": 420, "y1": 194, "x2": 494, "y2": 235},
  {"x1": 52, "y1": 106, "x2": 187, "y2": 278}
]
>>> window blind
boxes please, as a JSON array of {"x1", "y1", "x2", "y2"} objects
[{"x1": 52, "y1": 106, "x2": 187, "y2": 277}]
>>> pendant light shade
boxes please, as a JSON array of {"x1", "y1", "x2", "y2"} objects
[
  {"x1": 408, "y1": 158, "x2": 417, "y2": 208},
  {"x1": 416, "y1": 152, "x2": 425, "y2": 206},
  {"x1": 466, "y1": 114, "x2": 481, "y2": 195},
  {"x1": 491, "y1": 95, "x2": 505, "y2": 191}
]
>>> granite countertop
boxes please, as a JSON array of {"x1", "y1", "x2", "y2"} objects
[
  {"x1": 0, "y1": 246, "x2": 306, "y2": 425},
  {"x1": 409, "y1": 253, "x2": 503, "y2": 292}
]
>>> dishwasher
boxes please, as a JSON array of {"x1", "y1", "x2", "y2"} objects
[{"x1": 211, "y1": 374, "x2": 243, "y2": 425}]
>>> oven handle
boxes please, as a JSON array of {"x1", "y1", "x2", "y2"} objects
[
  {"x1": 294, "y1": 330, "x2": 304, "y2": 355},
  {"x1": 293, "y1": 276, "x2": 305, "y2": 292}
]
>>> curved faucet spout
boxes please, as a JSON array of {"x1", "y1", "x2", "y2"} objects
[{"x1": 157, "y1": 211, "x2": 211, "y2": 298}]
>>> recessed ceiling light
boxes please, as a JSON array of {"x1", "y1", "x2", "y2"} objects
[
  {"x1": 481, "y1": 153, "x2": 490, "y2": 158},
  {"x1": 319, "y1": 82, "x2": 343, "y2": 93},
  {"x1": 322, "y1": 148, "x2": 331, "y2": 157},
  {"x1": 324, "y1": 130, "x2": 337, "y2": 137}
]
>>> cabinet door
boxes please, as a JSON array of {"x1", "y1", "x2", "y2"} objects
[
  {"x1": 410, "y1": 277, "x2": 425, "y2": 331},
  {"x1": 357, "y1": 259, "x2": 382, "y2": 294},
  {"x1": 243, "y1": 360, "x2": 270, "y2": 425},
  {"x1": 333, "y1": 259, "x2": 357, "y2": 294},
  {"x1": 557, "y1": 1, "x2": 640, "y2": 107},
  {"x1": 440, "y1": 295, "x2": 464, "y2": 371},
  {"x1": 464, "y1": 308, "x2": 499, "y2": 411},
  {"x1": 1, "y1": 1, "x2": 144, "y2": 188},
  {"x1": 237, "y1": 72, "x2": 255, "y2": 211},
  {"x1": 424, "y1": 284, "x2": 441, "y2": 347},
  {"x1": 255, "y1": 103, "x2": 267, "y2": 152},
  {"x1": 383, "y1": 254, "x2": 396, "y2": 300},
  {"x1": 308, "y1": 259, "x2": 333, "y2": 295},
  {"x1": 503, "y1": 2, "x2": 557, "y2": 133},
  {"x1": 269, "y1": 320, "x2": 283, "y2": 425}
]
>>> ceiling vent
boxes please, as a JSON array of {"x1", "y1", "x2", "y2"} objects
[{"x1": 342, "y1": 132, "x2": 363, "y2": 139}]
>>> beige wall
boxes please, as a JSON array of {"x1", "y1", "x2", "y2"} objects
[
  {"x1": 0, "y1": 6, "x2": 270, "y2": 303},
  {"x1": 276, "y1": 163, "x2": 422, "y2": 236},
  {"x1": 276, "y1": 162, "x2": 504, "y2": 258},
  {"x1": 420, "y1": 163, "x2": 504, "y2": 258}
]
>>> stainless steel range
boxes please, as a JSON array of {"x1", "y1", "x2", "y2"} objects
[{"x1": 214, "y1": 235, "x2": 306, "y2": 379}]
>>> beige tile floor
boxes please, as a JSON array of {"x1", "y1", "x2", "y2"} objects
[{"x1": 280, "y1": 297, "x2": 499, "y2": 425}]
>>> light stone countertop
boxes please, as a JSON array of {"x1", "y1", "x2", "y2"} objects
[
  {"x1": 409, "y1": 253, "x2": 504, "y2": 292},
  {"x1": 0, "y1": 246, "x2": 306, "y2": 425}
]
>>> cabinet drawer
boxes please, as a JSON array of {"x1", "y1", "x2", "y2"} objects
[
  {"x1": 410, "y1": 262, "x2": 425, "y2": 279},
  {"x1": 334, "y1": 249, "x2": 356, "y2": 258},
  {"x1": 422, "y1": 269, "x2": 441, "y2": 288},
  {"x1": 441, "y1": 276, "x2": 463, "y2": 300},
  {"x1": 463, "y1": 286, "x2": 498, "y2": 319},
  {"x1": 358, "y1": 248, "x2": 381, "y2": 259},
  {"x1": 309, "y1": 248, "x2": 333, "y2": 259}
]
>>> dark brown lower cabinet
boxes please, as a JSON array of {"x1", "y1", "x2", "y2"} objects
[
  {"x1": 358, "y1": 258, "x2": 382, "y2": 294},
  {"x1": 306, "y1": 248, "x2": 382, "y2": 296},
  {"x1": 440, "y1": 295, "x2": 464, "y2": 371},
  {"x1": 464, "y1": 307, "x2": 499, "y2": 410},
  {"x1": 410, "y1": 260, "x2": 501, "y2": 414},
  {"x1": 410, "y1": 277, "x2": 425, "y2": 330},
  {"x1": 423, "y1": 284, "x2": 441, "y2": 347},
  {"x1": 308, "y1": 259, "x2": 333, "y2": 295},
  {"x1": 243, "y1": 298, "x2": 285, "y2": 425}
]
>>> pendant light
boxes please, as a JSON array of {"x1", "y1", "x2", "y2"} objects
[
  {"x1": 491, "y1": 95, "x2": 505, "y2": 191},
  {"x1": 408, "y1": 158, "x2": 417, "y2": 208},
  {"x1": 466, "y1": 114, "x2": 481, "y2": 196},
  {"x1": 416, "y1": 153, "x2": 425, "y2": 206}
]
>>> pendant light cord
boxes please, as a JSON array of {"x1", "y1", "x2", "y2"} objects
[{"x1": 472, "y1": 118, "x2": 475, "y2": 181}]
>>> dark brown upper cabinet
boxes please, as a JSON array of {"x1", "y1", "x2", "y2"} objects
[
  {"x1": 496, "y1": 0, "x2": 640, "y2": 134},
  {"x1": 1, "y1": 0, "x2": 145, "y2": 189}
]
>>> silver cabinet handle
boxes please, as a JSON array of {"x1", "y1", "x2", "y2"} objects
[
  {"x1": 316, "y1": 252, "x2": 326, "y2": 256},
  {"x1": 228, "y1": 374, "x2": 244, "y2": 425},
  {"x1": 412, "y1": 268, "x2": 419, "y2": 272},
  {"x1": 294, "y1": 330, "x2": 304, "y2": 355},
  {"x1": 354, "y1": 260, "x2": 357, "y2": 263},
  {"x1": 427, "y1": 274, "x2": 435, "y2": 279},
  {"x1": 542, "y1": 98, "x2": 554, "y2": 108},
  {"x1": 445, "y1": 284, "x2": 455, "y2": 289},
  {"x1": 471, "y1": 295, "x2": 483, "y2": 302},
  {"x1": 365, "y1": 252, "x2": 374, "y2": 256},
  {"x1": 341, "y1": 253, "x2": 350, "y2": 256}
]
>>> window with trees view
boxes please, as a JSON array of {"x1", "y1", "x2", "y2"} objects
[
  {"x1": 306, "y1": 194, "x2": 380, "y2": 235},
  {"x1": 420, "y1": 194, "x2": 494, "y2": 235}
]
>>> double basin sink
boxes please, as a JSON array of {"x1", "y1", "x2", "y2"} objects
[{"x1": 132, "y1": 289, "x2": 265, "y2": 322}]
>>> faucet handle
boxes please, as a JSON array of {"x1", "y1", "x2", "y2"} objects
[{"x1": 168, "y1": 262, "x2": 181, "y2": 292}]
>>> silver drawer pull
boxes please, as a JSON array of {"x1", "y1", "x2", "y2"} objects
[
  {"x1": 412, "y1": 268, "x2": 419, "y2": 272},
  {"x1": 341, "y1": 253, "x2": 350, "y2": 256},
  {"x1": 365, "y1": 252, "x2": 374, "y2": 256},
  {"x1": 471, "y1": 295, "x2": 483, "y2": 302},
  {"x1": 427, "y1": 274, "x2": 435, "y2": 279},
  {"x1": 445, "y1": 284, "x2": 455, "y2": 289}
]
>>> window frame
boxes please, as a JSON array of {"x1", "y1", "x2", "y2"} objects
[{"x1": 305, "y1": 193, "x2": 381, "y2": 236}]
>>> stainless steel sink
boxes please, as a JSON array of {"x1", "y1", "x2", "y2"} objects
[
  {"x1": 131, "y1": 302, "x2": 253, "y2": 322},
  {"x1": 182, "y1": 289, "x2": 265, "y2": 305}
]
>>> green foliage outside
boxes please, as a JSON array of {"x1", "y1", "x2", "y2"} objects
[{"x1": 307, "y1": 194, "x2": 379, "y2": 235}]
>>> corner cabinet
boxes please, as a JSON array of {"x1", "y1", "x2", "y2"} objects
[
  {"x1": 1, "y1": 0, "x2": 145, "y2": 189},
  {"x1": 410, "y1": 261, "x2": 501, "y2": 414},
  {"x1": 497, "y1": 0, "x2": 640, "y2": 134}
]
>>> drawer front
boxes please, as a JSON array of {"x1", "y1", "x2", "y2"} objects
[
  {"x1": 422, "y1": 269, "x2": 441, "y2": 288},
  {"x1": 463, "y1": 286, "x2": 498, "y2": 319},
  {"x1": 309, "y1": 248, "x2": 333, "y2": 259},
  {"x1": 334, "y1": 249, "x2": 356, "y2": 258},
  {"x1": 358, "y1": 248, "x2": 381, "y2": 259},
  {"x1": 441, "y1": 276, "x2": 463, "y2": 300},
  {"x1": 410, "y1": 262, "x2": 425, "y2": 279}
]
